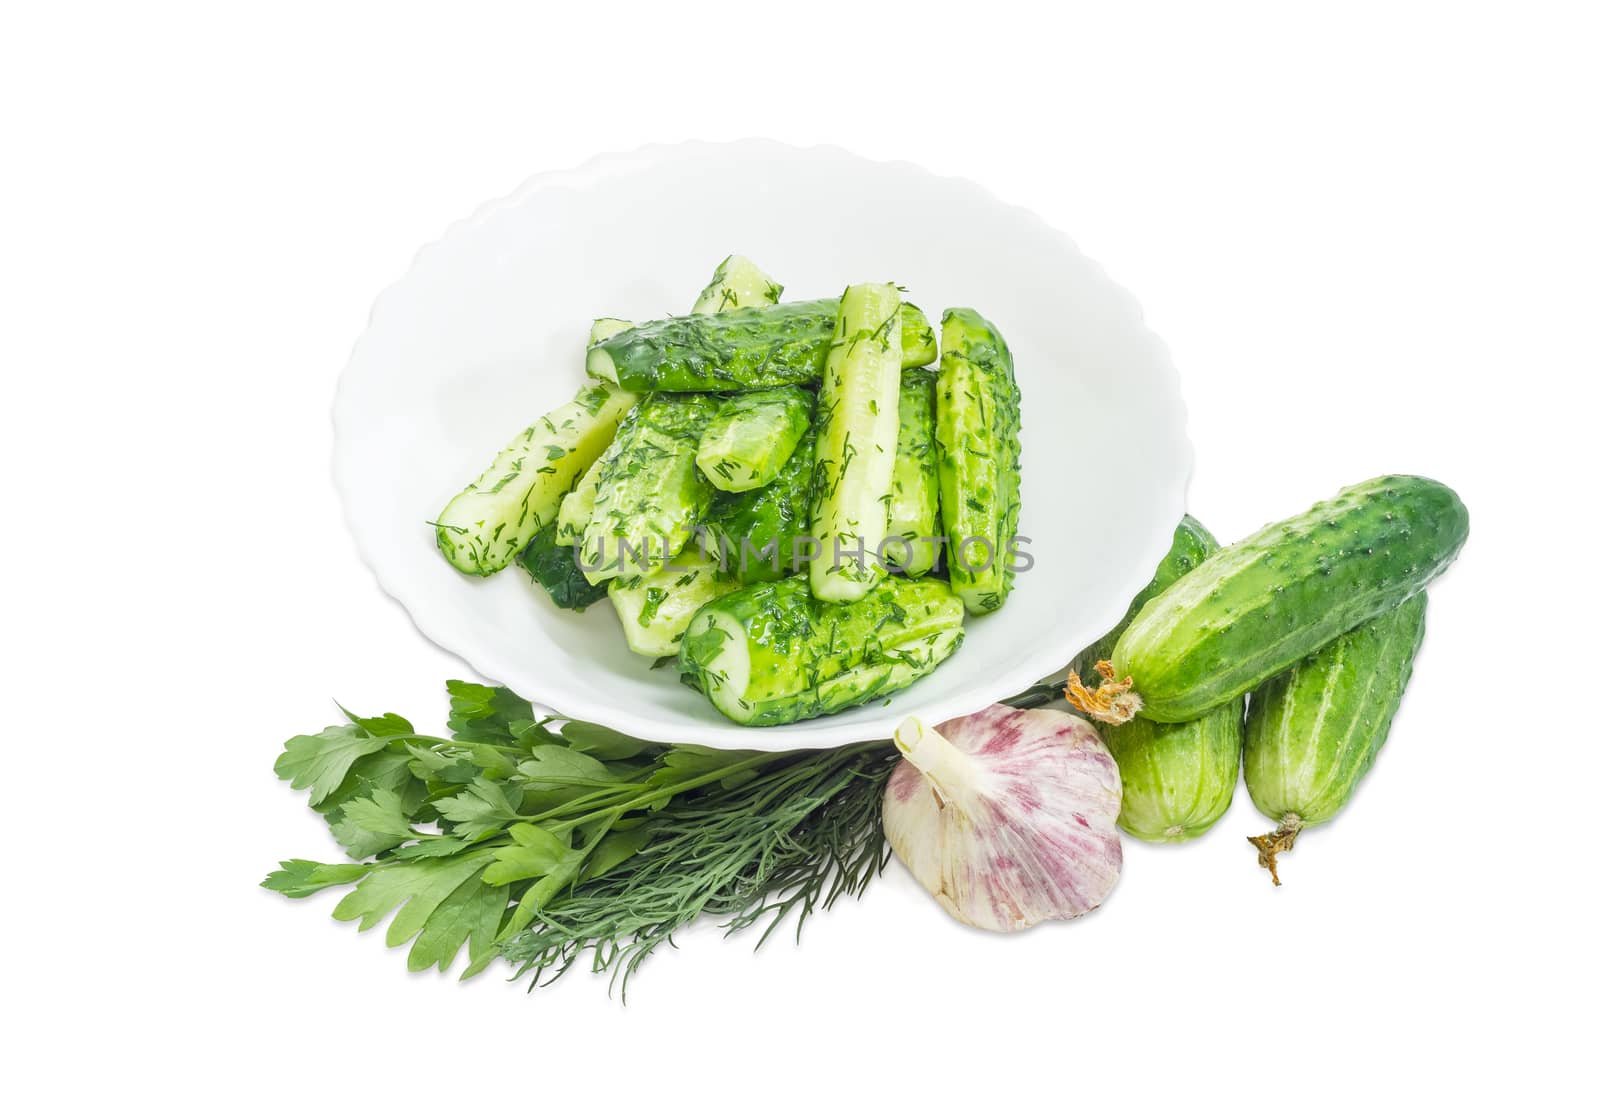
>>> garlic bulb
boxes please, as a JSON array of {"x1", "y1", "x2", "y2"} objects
[{"x1": 883, "y1": 705, "x2": 1123, "y2": 932}]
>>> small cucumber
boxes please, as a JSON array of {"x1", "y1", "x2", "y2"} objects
[
  {"x1": 1074, "y1": 516, "x2": 1241, "y2": 842},
  {"x1": 1242, "y1": 592, "x2": 1427, "y2": 883},
  {"x1": 1076, "y1": 515, "x2": 1218, "y2": 674},
  {"x1": 1107, "y1": 699, "x2": 1243, "y2": 843},
  {"x1": 1071, "y1": 475, "x2": 1467, "y2": 724}
]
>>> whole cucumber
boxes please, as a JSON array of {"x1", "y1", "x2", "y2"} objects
[
  {"x1": 1242, "y1": 592, "x2": 1428, "y2": 883},
  {"x1": 587, "y1": 298, "x2": 938, "y2": 392},
  {"x1": 1073, "y1": 475, "x2": 1466, "y2": 724},
  {"x1": 1073, "y1": 516, "x2": 1241, "y2": 842},
  {"x1": 1076, "y1": 515, "x2": 1218, "y2": 674},
  {"x1": 1108, "y1": 699, "x2": 1243, "y2": 843}
]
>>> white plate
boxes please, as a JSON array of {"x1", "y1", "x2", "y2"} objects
[{"x1": 334, "y1": 140, "x2": 1191, "y2": 751}]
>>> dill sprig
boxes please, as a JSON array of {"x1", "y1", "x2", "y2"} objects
[{"x1": 499, "y1": 741, "x2": 896, "y2": 998}]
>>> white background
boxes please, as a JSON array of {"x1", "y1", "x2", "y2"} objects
[{"x1": 5, "y1": 2, "x2": 1596, "y2": 1094}]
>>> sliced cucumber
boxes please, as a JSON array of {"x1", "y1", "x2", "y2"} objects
[
  {"x1": 695, "y1": 386, "x2": 814, "y2": 492},
  {"x1": 435, "y1": 382, "x2": 637, "y2": 575},
  {"x1": 809, "y1": 284, "x2": 903, "y2": 603},
  {"x1": 608, "y1": 550, "x2": 739, "y2": 658}
]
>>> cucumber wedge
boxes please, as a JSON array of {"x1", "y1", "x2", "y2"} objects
[
  {"x1": 885, "y1": 368, "x2": 941, "y2": 577},
  {"x1": 701, "y1": 421, "x2": 816, "y2": 584},
  {"x1": 695, "y1": 386, "x2": 813, "y2": 492},
  {"x1": 588, "y1": 318, "x2": 635, "y2": 347},
  {"x1": 678, "y1": 575, "x2": 965, "y2": 726},
  {"x1": 518, "y1": 524, "x2": 609, "y2": 611},
  {"x1": 435, "y1": 382, "x2": 637, "y2": 575},
  {"x1": 935, "y1": 308, "x2": 1022, "y2": 614},
  {"x1": 690, "y1": 255, "x2": 784, "y2": 315},
  {"x1": 578, "y1": 394, "x2": 721, "y2": 584},
  {"x1": 609, "y1": 550, "x2": 739, "y2": 658},
  {"x1": 809, "y1": 284, "x2": 903, "y2": 603},
  {"x1": 587, "y1": 298, "x2": 937, "y2": 392}
]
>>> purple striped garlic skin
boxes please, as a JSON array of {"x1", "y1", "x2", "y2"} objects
[{"x1": 884, "y1": 704, "x2": 1123, "y2": 933}]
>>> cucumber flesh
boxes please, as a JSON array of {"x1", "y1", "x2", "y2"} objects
[
  {"x1": 695, "y1": 386, "x2": 813, "y2": 492},
  {"x1": 578, "y1": 394, "x2": 721, "y2": 584},
  {"x1": 884, "y1": 368, "x2": 941, "y2": 577},
  {"x1": 690, "y1": 255, "x2": 783, "y2": 315},
  {"x1": 588, "y1": 318, "x2": 634, "y2": 347},
  {"x1": 608, "y1": 550, "x2": 738, "y2": 658},
  {"x1": 435, "y1": 382, "x2": 637, "y2": 575},
  {"x1": 808, "y1": 284, "x2": 902, "y2": 603},
  {"x1": 678, "y1": 575, "x2": 965, "y2": 726}
]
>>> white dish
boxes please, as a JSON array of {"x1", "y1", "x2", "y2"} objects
[{"x1": 333, "y1": 139, "x2": 1191, "y2": 750}]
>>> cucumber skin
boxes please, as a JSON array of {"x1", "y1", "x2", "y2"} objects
[
  {"x1": 1077, "y1": 515, "x2": 1218, "y2": 674},
  {"x1": 579, "y1": 394, "x2": 721, "y2": 583},
  {"x1": 1071, "y1": 515, "x2": 1237, "y2": 842},
  {"x1": 678, "y1": 574, "x2": 965, "y2": 727},
  {"x1": 702, "y1": 423, "x2": 816, "y2": 584},
  {"x1": 695, "y1": 386, "x2": 813, "y2": 492},
  {"x1": 517, "y1": 524, "x2": 610, "y2": 611},
  {"x1": 589, "y1": 298, "x2": 937, "y2": 392},
  {"x1": 1113, "y1": 475, "x2": 1467, "y2": 723},
  {"x1": 1243, "y1": 593, "x2": 1427, "y2": 827},
  {"x1": 1109, "y1": 698, "x2": 1243, "y2": 842},
  {"x1": 935, "y1": 308, "x2": 1022, "y2": 614}
]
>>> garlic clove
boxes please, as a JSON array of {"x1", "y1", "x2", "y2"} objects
[{"x1": 883, "y1": 704, "x2": 1123, "y2": 932}]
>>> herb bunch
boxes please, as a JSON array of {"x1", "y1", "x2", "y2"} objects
[{"x1": 263, "y1": 681, "x2": 895, "y2": 989}]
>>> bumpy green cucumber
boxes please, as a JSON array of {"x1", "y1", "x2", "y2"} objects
[
  {"x1": 1077, "y1": 515, "x2": 1218, "y2": 675},
  {"x1": 608, "y1": 550, "x2": 739, "y2": 658},
  {"x1": 701, "y1": 422, "x2": 816, "y2": 584},
  {"x1": 885, "y1": 368, "x2": 941, "y2": 577},
  {"x1": 1241, "y1": 592, "x2": 1427, "y2": 883},
  {"x1": 435, "y1": 382, "x2": 638, "y2": 576},
  {"x1": 678, "y1": 574, "x2": 965, "y2": 726},
  {"x1": 935, "y1": 308, "x2": 1022, "y2": 614},
  {"x1": 578, "y1": 394, "x2": 721, "y2": 583},
  {"x1": 1082, "y1": 475, "x2": 1466, "y2": 725},
  {"x1": 586, "y1": 298, "x2": 937, "y2": 392},
  {"x1": 1108, "y1": 700, "x2": 1243, "y2": 843},
  {"x1": 695, "y1": 386, "x2": 813, "y2": 492},
  {"x1": 1073, "y1": 516, "x2": 1239, "y2": 842},
  {"x1": 518, "y1": 524, "x2": 609, "y2": 611}
]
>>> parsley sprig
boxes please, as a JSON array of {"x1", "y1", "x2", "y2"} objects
[{"x1": 264, "y1": 681, "x2": 894, "y2": 991}]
